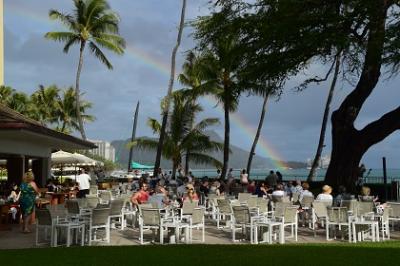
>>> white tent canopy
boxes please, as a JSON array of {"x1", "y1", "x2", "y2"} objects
[
  {"x1": 51, "y1": 150, "x2": 103, "y2": 166},
  {"x1": 51, "y1": 150, "x2": 85, "y2": 165}
]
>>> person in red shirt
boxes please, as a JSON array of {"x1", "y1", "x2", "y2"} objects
[
  {"x1": 183, "y1": 184, "x2": 199, "y2": 203},
  {"x1": 131, "y1": 182, "x2": 150, "y2": 206}
]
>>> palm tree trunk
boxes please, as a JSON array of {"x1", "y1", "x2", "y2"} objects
[
  {"x1": 154, "y1": 0, "x2": 187, "y2": 174},
  {"x1": 247, "y1": 95, "x2": 269, "y2": 177},
  {"x1": 75, "y1": 41, "x2": 87, "y2": 140},
  {"x1": 185, "y1": 150, "x2": 190, "y2": 175},
  {"x1": 221, "y1": 101, "x2": 230, "y2": 180},
  {"x1": 307, "y1": 52, "x2": 341, "y2": 182}
]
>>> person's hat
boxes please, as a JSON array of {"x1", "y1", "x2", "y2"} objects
[{"x1": 186, "y1": 184, "x2": 194, "y2": 190}]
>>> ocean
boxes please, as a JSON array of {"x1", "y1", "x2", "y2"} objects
[{"x1": 189, "y1": 168, "x2": 400, "y2": 183}]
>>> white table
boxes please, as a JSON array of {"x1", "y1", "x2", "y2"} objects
[
  {"x1": 352, "y1": 220, "x2": 379, "y2": 243},
  {"x1": 254, "y1": 221, "x2": 284, "y2": 244},
  {"x1": 53, "y1": 221, "x2": 85, "y2": 247}
]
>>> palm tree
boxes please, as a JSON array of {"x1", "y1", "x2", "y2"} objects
[
  {"x1": 133, "y1": 92, "x2": 222, "y2": 178},
  {"x1": 45, "y1": 0, "x2": 125, "y2": 140},
  {"x1": 30, "y1": 85, "x2": 60, "y2": 125},
  {"x1": 0, "y1": 85, "x2": 15, "y2": 105},
  {"x1": 55, "y1": 87, "x2": 95, "y2": 134},
  {"x1": 307, "y1": 52, "x2": 341, "y2": 182},
  {"x1": 190, "y1": 35, "x2": 243, "y2": 179},
  {"x1": 154, "y1": 0, "x2": 187, "y2": 174},
  {"x1": 8, "y1": 92, "x2": 31, "y2": 116},
  {"x1": 246, "y1": 94, "x2": 269, "y2": 177}
]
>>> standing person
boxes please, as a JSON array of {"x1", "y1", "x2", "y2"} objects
[
  {"x1": 76, "y1": 169, "x2": 91, "y2": 198},
  {"x1": 20, "y1": 170, "x2": 40, "y2": 233},
  {"x1": 227, "y1": 168, "x2": 234, "y2": 180},
  {"x1": 240, "y1": 169, "x2": 249, "y2": 185},
  {"x1": 266, "y1": 170, "x2": 278, "y2": 188},
  {"x1": 131, "y1": 182, "x2": 150, "y2": 206},
  {"x1": 216, "y1": 169, "x2": 222, "y2": 179},
  {"x1": 276, "y1": 171, "x2": 283, "y2": 183}
]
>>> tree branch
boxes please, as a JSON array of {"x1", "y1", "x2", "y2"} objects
[
  {"x1": 359, "y1": 106, "x2": 400, "y2": 148},
  {"x1": 332, "y1": 2, "x2": 388, "y2": 127}
]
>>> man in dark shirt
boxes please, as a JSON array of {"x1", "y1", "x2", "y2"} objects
[{"x1": 199, "y1": 180, "x2": 210, "y2": 197}]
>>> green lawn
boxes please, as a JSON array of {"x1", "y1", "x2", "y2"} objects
[{"x1": 1, "y1": 242, "x2": 400, "y2": 266}]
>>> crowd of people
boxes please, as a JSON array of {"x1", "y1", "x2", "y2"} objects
[{"x1": 126, "y1": 167, "x2": 384, "y2": 213}]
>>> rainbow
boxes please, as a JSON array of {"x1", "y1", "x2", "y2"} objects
[{"x1": 5, "y1": 3, "x2": 288, "y2": 169}]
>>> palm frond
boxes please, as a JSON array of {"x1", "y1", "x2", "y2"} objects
[
  {"x1": 45, "y1": 32, "x2": 79, "y2": 44},
  {"x1": 48, "y1": 10, "x2": 76, "y2": 30},
  {"x1": 92, "y1": 36, "x2": 124, "y2": 54},
  {"x1": 127, "y1": 138, "x2": 159, "y2": 151},
  {"x1": 88, "y1": 42, "x2": 113, "y2": 69},
  {"x1": 188, "y1": 152, "x2": 222, "y2": 168},
  {"x1": 147, "y1": 118, "x2": 162, "y2": 134}
]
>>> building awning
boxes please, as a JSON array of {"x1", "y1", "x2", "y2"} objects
[{"x1": 0, "y1": 103, "x2": 96, "y2": 157}]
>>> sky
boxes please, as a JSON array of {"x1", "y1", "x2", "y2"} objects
[{"x1": 4, "y1": 0, "x2": 400, "y2": 168}]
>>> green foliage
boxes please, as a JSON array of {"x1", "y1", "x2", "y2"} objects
[
  {"x1": 131, "y1": 92, "x2": 223, "y2": 175},
  {"x1": 0, "y1": 84, "x2": 94, "y2": 135},
  {"x1": 45, "y1": 0, "x2": 126, "y2": 70}
]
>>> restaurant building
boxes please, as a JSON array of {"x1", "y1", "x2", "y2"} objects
[{"x1": 0, "y1": 104, "x2": 96, "y2": 186}]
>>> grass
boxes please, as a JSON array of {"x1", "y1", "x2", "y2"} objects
[{"x1": 1, "y1": 242, "x2": 400, "y2": 266}]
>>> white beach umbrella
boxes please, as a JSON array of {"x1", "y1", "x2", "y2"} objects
[
  {"x1": 51, "y1": 150, "x2": 84, "y2": 165},
  {"x1": 73, "y1": 153, "x2": 95, "y2": 164}
]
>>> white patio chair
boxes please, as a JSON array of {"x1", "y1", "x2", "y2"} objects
[
  {"x1": 88, "y1": 208, "x2": 111, "y2": 245},
  {"x1": 35, "y1": 208, "x2": 57, "y2": 246},
  {"x1": 216, "y1": 199, "x2": 233, "y2": 229},
  {"x1": 109, "y1": 199, "x2": 124, "y2": 230},
  {"x1": 231, "y1": 205, "x2": 255, "y2": 243},
  {"x1": 326, "y1": 207, "x2": 352, "y2": 242},
  {"x1": 238, "y1": 193, "x2": 251, "y2": 203},
  {"x1": 312, "y1": 201, "x2": 328, "y2": 234},
  {"x1": 138, "y1": 207, "x2": 165, "y2": 244},
  {"x1": 387, "y1": 202, "x2": 400, "y2": 230},
  {"x1": 188, "y1": 207, "x2": 205, "y2": 243}
]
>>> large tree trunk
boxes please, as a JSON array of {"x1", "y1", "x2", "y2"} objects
[
  {"x1": 75, "y1": 41, "x2": 87, "y2": 140},
  {"x1": 154, "y1": 0, "x2": 186, "y2": 175},
  {"x1": 325, "y1": 2, "x2": 388, "y2": 192},
  {"x1": 172, "y1": 160, "x2": 178, "y2": 179},
  {"x1": 307, "y1": 52, "x2": 341, "y2": 182},
  {"x1": 184, "y1": 150, "x2": 190, "y2": 176},
  {"x1": 247, "y1": 95, "x2": 268, "y2": 177},
  {"x1": 221, "y1": 101, "x2": 230, "y2": 179}
]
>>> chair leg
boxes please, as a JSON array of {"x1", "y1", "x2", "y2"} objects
[
  {"x1": 295, "y1": 224, "x2": 298, "y2": 242},
  {"x1": 160, "y1": 226, "x2": 163, "y2": 244},
  {"x1": 202, "y1": 225, "x2": 205, "y2": 243},
  {"x1": 140, "y1": 226, "x2": 144, "y2": 245}
]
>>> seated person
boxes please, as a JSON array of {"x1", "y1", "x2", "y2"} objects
[
  {"x1": 255, "y1": 182, "x2": 269, "y2": 198},
  {"x1": 299, "y1": 182, "x2": 314, "y2": 201},
  {"x1": 199, "y1": 180, "x2": 210, "y2": 197},
  {"x1": 359, "y1": 186, "x2": 378, "y2": 202},
  {"x1": 177, "y1": 178, "x2": 189, "y2": 198},
  {"x1": 316, "y1": 185, "x2": 333, "y2": 205},
  {"x1": 183, "y1": 184, "x2": 199, "y2": 203},
  {"x1": 7, "y1": 184, "x2": 20, "y2": 203},
  {"x1": 247, "y1": 180, "x2": 256, "y2": 194},
  {"x1": 131, "y1": 182, "x2": 150, "y2": 206},
  {"x1": 334, "y1": 186, "x2": 352, "y2": 206},
  {"x1": 148, "y1": 185, "x2": 169, "y2": 208},
  {"x1": 271, "y1": 184, "x2": 286, "y2": 197}
]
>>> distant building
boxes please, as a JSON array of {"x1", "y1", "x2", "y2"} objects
[{"x1": 88, "y1": 140, "x2": 115, "y2": 162}]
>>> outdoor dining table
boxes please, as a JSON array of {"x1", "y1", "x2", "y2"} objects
[{"x1": 46, "y1": 192, "x2": 68, "y2": 205}]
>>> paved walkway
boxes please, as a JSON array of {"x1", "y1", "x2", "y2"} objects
[{"x1": 1, "y1": 220, "x2": 399, "y2": 249}]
